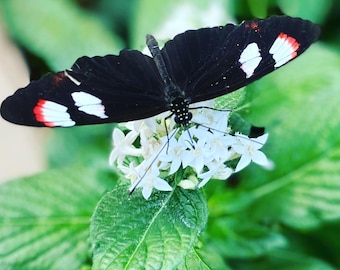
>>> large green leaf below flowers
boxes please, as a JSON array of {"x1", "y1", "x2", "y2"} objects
[{"x1": 90, "y1": 185, "x2": 208, "y2": 270}]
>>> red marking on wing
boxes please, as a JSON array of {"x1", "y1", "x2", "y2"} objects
[
  {"x1": 244, "y1": 21, "x2": 260, "y2": 32},
  {"x1": 279, "y1": 33, "x2": 300, "y2": 58},
  {"x1": 53, "y1": 72, "x2": 67, "y2": 86},
  {"x1": 33, "y1": 99, "x2": 54, "y2": 127}
]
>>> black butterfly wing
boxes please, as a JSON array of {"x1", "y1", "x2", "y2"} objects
[
  {"x1": 160, "y1": 24, "x2": 235, "y2": 97},
  {"x1": 161, "y1": 16, "x2": 320, "y2": 104},
  {"x1": 1, "y1": 16, "x2": 320, "y2": 127},
  {"x1": 1, "y1": 50, "x2": 167, "y2": 127}
]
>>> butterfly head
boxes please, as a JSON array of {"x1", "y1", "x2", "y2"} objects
[{"x1": 169, "y1": 97, "x2": 192, "y2": 127}]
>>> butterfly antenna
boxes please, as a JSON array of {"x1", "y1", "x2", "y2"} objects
[
  {"x1": 189, "y1": 106, "x2": 264, "y2": 145},
  {"x1": 184, "y1": 126, "x2": 195, "y2": 149},
  {"x1": 234, "y1": 133, "x2": 266, "y2": 146},
  {"x1": 195, "y1": 123, "x2": 226, "y2": 135},
  {"x1": 196, "y1": 120, "x2": 266, "y2": 148},
  {"x1": 129, "y1": 128, "x2": 178, "y2": 194},
  {"x1": 164, "y1": 113, "x2": 175, "y2": 154},
  {"x1": 189, "y1": 106, "x2": 232, "y2": 113},
  {"x1": 187, "y1": 106, "x2": 231, "y2": 134}
]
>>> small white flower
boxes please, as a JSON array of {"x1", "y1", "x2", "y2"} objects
[
  {"x1": 139, "y1": 125, "x2": 163, "y2": 159},
  {"x1": 118, "y1": 162, "x2": 140, "y2": 183},
  {"x1": 181, "y1": 136, "x2": 214, "y2": 173},
  {"x1": 109, "y1": 128, "x2": 142, "y2": 166},
  {"x1": 233, "y1": 133, "x2": 271, "y2": 172},
  {"x1": 130, "y1": 164, "x2": 172, "y2": 200},
  {"x1": 158, "y1": 135, "x2": 184, "y2": 174},
  {"x1": 198, "y1": 161, "x2": 233, "y2": 188}
]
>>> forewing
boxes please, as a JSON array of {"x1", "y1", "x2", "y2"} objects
[
  {"x1": 162, "y1": 16, "x2": 320, "y2": 103},
  {"x1": 160, "y1": 24, "x2": 236, "y2": 96},
  {"x1": 1, "y1": 50, "x2": 166, "y2": 127}
]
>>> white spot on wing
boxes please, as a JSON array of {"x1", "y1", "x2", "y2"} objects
[
  {"x1": 269, "y1": 33, "x2": 300, "y2": 68},
  {"x1": 64, "y1": 70, "x2": 81, "y2": 86},
  {"x1": 72, "y1": 91, "x2": 101, "y2": 106},
  {"x1": 53, "y1": 120, "x2": 75, "y2": 127},
  {"x1": 71, "y1": 91, "x2": 108, "y2": 119},
  {"x1": 40, "y1": 100, "x2": 68, "y2": 112},
  {"x1": 239, "y1": 42, "x2": 262, "y2": 78},
  {"x1": 39, "y1": 109, "x2": 69, "y2": 119}
]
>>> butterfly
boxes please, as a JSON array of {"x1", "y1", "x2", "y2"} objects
[{"x1": 0, "y1": 16, "x2": 320, "y2": 128}]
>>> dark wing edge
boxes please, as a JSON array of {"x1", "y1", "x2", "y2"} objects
[{"x1": 1, "y1": 50, "x2": 167, "y2": 127}]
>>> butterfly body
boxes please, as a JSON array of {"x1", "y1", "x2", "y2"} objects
[
  {"x1": 146, "y1": 34, "x2": 193, "y2": 126},
  {"x1": 1, "y1": 16, "x2": 320, "y2": 127}
]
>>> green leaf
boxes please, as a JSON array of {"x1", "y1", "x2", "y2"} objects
[
  {"x1": 206, "y1": 216, "x2": 287, "y2": 258},
  {"x1": 178, "y1": 244, "x2": 230, "y2": 270},
  {"x1": 236, "y1": 249, "x2": 335, "y2": 270},
  {"x1": 247, "y1": 0, "x2": 270, "y2": 18},
  {"x1": 90, "y1": 186, "x2": 208, "y2": 269},
  {"x1": 0, "y1": 165, "x2": 115, "y2": 269},
  {"x1": 0, "y1": 0, "x2": 122, "y2": 70},
  {"x1": 301, "y1": 222, "x2": 340, "y2": 266},
  {"x1": 237, "y1": 44, "x2": 340, "y2": 229},
  {"x1": 277, "y1": 0, "x2": 332, "y2": 23},
  {"x1": 47, "y1": 124, "x2": 114, "y2": 168},
  {"x1": 216, "y1": 88, "x2": 247, "y2": 111}
]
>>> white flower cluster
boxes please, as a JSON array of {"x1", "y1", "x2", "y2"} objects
[{"x1": 109, "y1": 101, "x2": 272, "y2": 200}]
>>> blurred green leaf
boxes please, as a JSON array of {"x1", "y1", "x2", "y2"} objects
[
  {"x1": 247, "y1": 0, "x2": 270, "y2": 18},
  {"x1": 0, "y1": 0, "x2": 122, "y2": 70},
  {"x1": 233, "y1": 249, "x2": 335, "y2": 270},
  {"x1": 207, "y1": 216, "x2": 287, "y2": 258},
  {"x1": 95, "y1": 0, "x2": 136, "y2": 35},
  {"x1": 47, "y1": 124, "x2": 113, "y2": 168},
  {"x1": 90, "y1": 186, "x2": 208, "y2": 269},
  {"x1": 277, "y1": 0, "x2": 332, "y2": 23},
  {"x1": 0, "y1": 165, "x2": 115, "y2": 269},
  {"x1": 301, "y1": 222, "x2": 340, "y2": 266}
]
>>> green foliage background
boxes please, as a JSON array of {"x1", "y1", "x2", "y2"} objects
[{"x1": 0, "y1": 0, "x2": 340, "y2": 269}]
